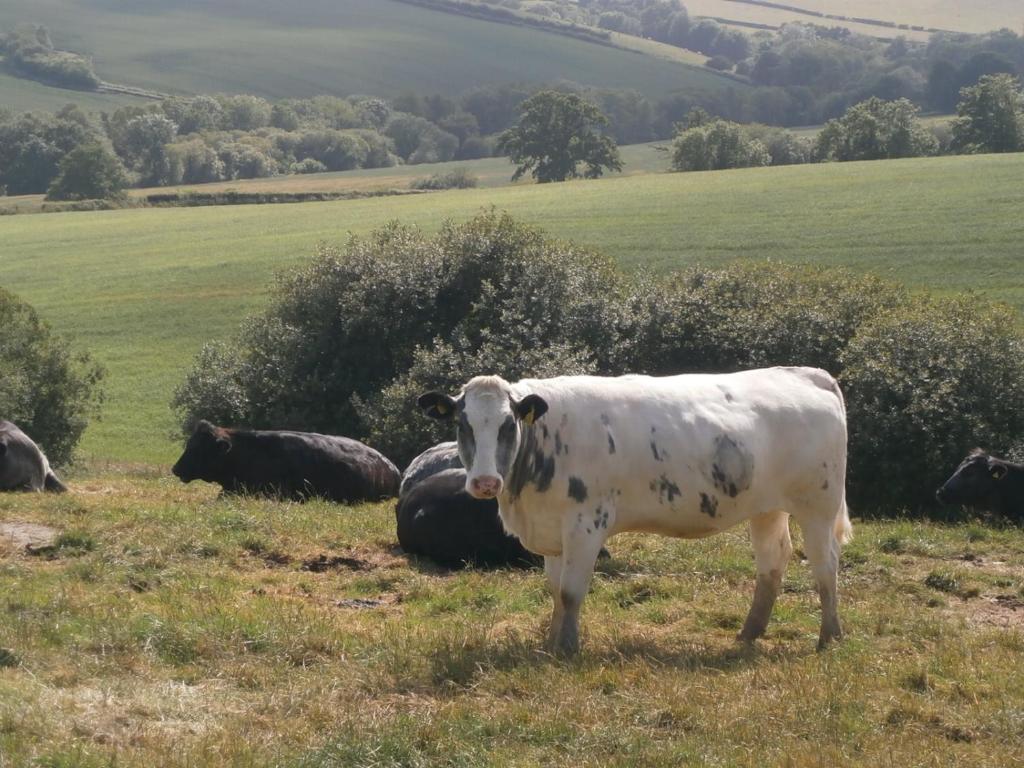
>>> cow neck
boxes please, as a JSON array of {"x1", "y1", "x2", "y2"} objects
[{"x1": 997, "y1": 465, "x2": 1024, "y2": 520}]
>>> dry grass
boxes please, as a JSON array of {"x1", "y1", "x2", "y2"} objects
[{"x1": 0, "y1": 475, "x2": 1022, "y2": 766}]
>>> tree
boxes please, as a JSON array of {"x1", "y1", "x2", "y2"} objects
[
  {"x1": 815, "y1": 97, "x2": 937, "y2": 162},
  {"x1": 671, "y1": 119, "x2": 770, "y2": 171},
  {"x1": 497, "y1": 91, "x2": 622, "y2": 183},
  {"x1": 951, "y1": 73, "x2": 1024, "y2": 154},
  {"x1": 46, "y1": 143, "x2": 127, "y2": 200}
]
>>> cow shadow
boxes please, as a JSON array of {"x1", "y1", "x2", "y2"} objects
[{"x1": 588, "y1": 634, "x2": 807, "y2": 672}]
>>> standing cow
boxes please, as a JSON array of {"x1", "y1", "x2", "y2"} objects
[
  {"x1": 0, "y1": 421, "x2": 67, "y2": 493},
  {"x1": 419, "y1": 367, "x2": 851, "y2": 654},
  {"x1": 172, "y1": 421, "x2": 400, "y2": 502}
]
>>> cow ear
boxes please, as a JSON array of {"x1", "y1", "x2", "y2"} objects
[
  {"x1": 515, "y1": 394, "x2": 548, "y2": 425},
  {"x1": 418, "y1": 392, "x2": 457, "y2": 420},
  {"x1": 990, "y1": 463, "x2": 1008, "y2": 481}
]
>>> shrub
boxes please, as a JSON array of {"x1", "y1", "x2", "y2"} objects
[
  {"x1": 173, "y1": 211, "x2": 627, "y2": 467},
  {"x1": 0, "y1": 287, "x2": 104, "y2": 465},
  {"x1": 289, "y1": 158, "x2": 328, "y2": 175},
  {"x1": 841, "y1": 296, "x2": 1024, "y2": 515},
  {"x1": 409, "y1": 168, "x2": 478, "y2": 190}
]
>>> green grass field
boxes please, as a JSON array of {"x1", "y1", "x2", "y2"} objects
[
  {"x1": 0, "y1": 478, "x2": 1022, "y2": 766},
  {"x1": 1, "y1": 153, "x2": 1023, "y2": 465},
  {"x1": 0, "y1": 0, "x2": 742, "y2": 108}
]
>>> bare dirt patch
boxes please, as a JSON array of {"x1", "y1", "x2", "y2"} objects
[
  {"x1": 965, "y1": 595, "x2": 1024, "y2": 629},
  {"x1": 0, "y1": 522, "x2": 59, "y2": 555}
]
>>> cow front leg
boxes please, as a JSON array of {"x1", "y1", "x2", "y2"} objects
[
  {"x1": 550, "y1": 517, "x2": 608, "y2": 656},
  {"x1": 739, "y1": 510, "x2": 792, "y2": 642},
  {"x1": 543, "y1": 555, "x2": 564, "y2": 651}
]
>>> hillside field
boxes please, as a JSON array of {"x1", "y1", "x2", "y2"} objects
[
  {"x1": 0, "y1": 0, "x2": 742, "y2": 107},
  {"x1": 1, "y1": 153, "x2": 1023, "y2": 465}
]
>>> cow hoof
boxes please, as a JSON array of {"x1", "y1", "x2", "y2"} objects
[{"x1": 816, "y1": 631, "x2": 843, "y2": 652}]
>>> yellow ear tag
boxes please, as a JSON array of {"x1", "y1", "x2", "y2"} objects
[
  {"x1": 992, "y1": 469, "x2": 1003, "y2": 479},
  {"x1": 436, "y1": 402, "x2": 448, "y2": 416},
  {"x1": 524, "y1": 408, "x2": 535, "y2": 426}
]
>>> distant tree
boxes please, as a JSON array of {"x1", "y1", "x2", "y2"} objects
[
  {"x1": 118, "y1": 113, "x2": 179, "y2": 185},
  {"x1": 218, "y1": 95, "x2": 272, "y2": 131},
  {"x1": 385, "y1": 114, "x2": 458, "y2": 164},
  {"x1": 951, "y1": 73, "x2": 1024, "y2": 154},
  {"x1": 353, "y1": 97, "x2": 391, "y2": 130},
  {"x1": 270, "y1": 103, "x2": 301, "y2": 131},
  {"x1": 688, "y1": 19, "x2": 722, "y2": 55},
  {"x1": 167, "y1": 139, "x2": 225, "y2": 184},
  {"x1": 815, "y1": 97, "x2": 938, "y2": 161},
  {"x1": 665, "y1": 11, "x2": 690, "y2": 47},
  {"x1": 670, "y1": 119, "x2": 770, "y2": 171},
  {"x1": 598, "y1": 12, "x2": 641, "y2": 36},
  {"x1": 497, "y1": 91, "x2": 622, "y2": 182},
  {"x1": 0, "y1": 108, "x2": 102, "y2": 194},
  {"x1": 45, "y1": 143, "x2": 127, "y2": 201}
]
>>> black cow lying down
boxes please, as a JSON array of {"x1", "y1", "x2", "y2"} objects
[
  {"x1": 397, "y1": 465, "x2": 540, "y2": 569},
  {"x1": 172, "y1": 420, "x2": 400, "y2": 502},
  {"x1": 0, "y1": 421, "x2": 67, "y2": 493},
  {"x1": 937, "y1": 449, "x2": 1024, "y2": 522}
]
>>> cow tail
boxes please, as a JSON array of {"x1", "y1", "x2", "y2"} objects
[
  {"x1": 44, "y1": 472, "x2": 68, "y2": 493},
  {"x1": 835, "y1": 496, "x2": 852, "y2": 546}
]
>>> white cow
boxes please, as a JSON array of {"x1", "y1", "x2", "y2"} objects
[{"x1": 419, "y1": 367, "x2": 852, "y2": 654}]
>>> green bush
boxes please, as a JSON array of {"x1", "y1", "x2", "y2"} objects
[
  {"x1": 409, "y1": 168, "x2": 478, "y2": 190},
  {"x1": 841, "y1": 296, "x2": 1024, "y2": 515},
  {"x1": 174, "y1": 213, "x2": 1024, "y2": 515},
  {"x1": 0, "y1": 287, "x2": 104, "y2": 465},
  {"x1": 172, "y1": 211, "x2": 627, "y2": 466}
]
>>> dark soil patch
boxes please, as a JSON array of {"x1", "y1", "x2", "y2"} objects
[{"x1": 302, "y1": 554, "x2": 368, "y2": 573}]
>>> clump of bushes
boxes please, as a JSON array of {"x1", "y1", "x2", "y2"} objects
[
  {"x1": 0, "y1": 287, "x2": 104, "y2": 465},
  {"x1": 174, "y1": 212, "x2": 1024, "y2": 517},
  {"x1": 409, "y1": 168, "x2": 478, "y2": 190},
  {"x1": 0, "y1": 25, "x2": 100, "y2": 90}
]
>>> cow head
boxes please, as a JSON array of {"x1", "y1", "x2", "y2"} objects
[
  {"x1": 172, "y1": 420, "x2": 233, "y2": 483},
  {"x1": 418, "y1": 376, "x2": 547, "y2": 500},
  {"x1": 936, "y1": 449, "x2": 1007, "y2": 507}
]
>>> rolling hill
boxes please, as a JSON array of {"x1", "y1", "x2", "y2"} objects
[
  {"x1": 0, "y1": 0, "x2": 744, "y2": 110},
  {"x1": 1, "y1": 153, "x2": 1022, "y2": 464}
]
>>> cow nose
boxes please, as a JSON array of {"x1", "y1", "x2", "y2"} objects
[
  {"x1": 470, "y1": 475, "x2": 502, "y2": 498},
  {"x1": 935, "y1": 488, "x2": 947, "y2": 503}
]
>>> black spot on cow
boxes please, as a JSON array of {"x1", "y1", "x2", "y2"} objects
[
  {"x1": 593, "y1": 504, "x2": 610, "y2": 530},
  {"x1": 534, "y1": 451, "x2": 556, "y2": 492},
  {"x1": 542, "y1": 425, "x2": 549, "y2": 440},
  {"x1": 651, "y1": 474, "x2": 681, "y2": 505},
  {"x1": 555, "y1": 431, "x2": 563, "y2": 456},
  {"x1": 710, "y1": 435, "x2": 753, "y2": 499},
  {"x1": 821, "y1": 479, "x2": 829, "y2": 490},
  {"x1": 506, "y1": 422, "x2": 555, "y2": 500},
  {"x1": 607, "y1": 433, "x2": 616, "y2": 455},
  {"x1": 600, "y1": 413, "x2": 611, "y2": 426},
  {"x1": 725, "y1": 392, "x2": 735, "y2": 402},
  {"x1": 650, "y1": 440, "x2": 663, "y2": 462},
  {"x1": 568, "y1": 476, "x2": 588, "y2": 503},
  {"x1": 700, "y1": 492, "x2": 718, "y2": 517}
]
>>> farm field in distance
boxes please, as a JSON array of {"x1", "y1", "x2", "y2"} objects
[
  {"x1": 1, "y1": 153, "x2": 1023, "y2": 465},
  {"x1": 683, "y1": 0, "x2": 1022, "y2": 37},
  {"x1": 0, "y1": 0, "x2": 742, "y2": 105},
  {"x1": 0, "y1": 479, "x2": 1022, "y2": 766}
]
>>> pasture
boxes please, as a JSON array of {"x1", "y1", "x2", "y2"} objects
[
  {"x1": 0, "y1": 477, "x2": 1022, "y2": 766},
  {"x1": 683, "y1": 0, "x2": 1019, "y2": 37},
  {"x1": 1, "y1": 152, "x2": 1023, "y2": 465},
  {"x1": 0, "y1": 0, "x2": 740, "y2": 104}
]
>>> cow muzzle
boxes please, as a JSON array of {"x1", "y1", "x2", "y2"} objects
[{"x1": 469, "y1": 475, "x2": 503, "y2": 499}]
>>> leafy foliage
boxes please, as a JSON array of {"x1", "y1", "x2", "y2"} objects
[
  {"x1": 0, "y1": 24, "x2": 100, "y2": 90},
  {"x1": 842, "y1": 297, "x2": 1024, "y2": 515},
  {"x1": 498, "y1": 91, "x2": 622, "y2": 182},
  {"x1": 951, "y1": 73, "x2": 1024, "y2": 154},
  {"x1": 815, "y1": 98, "x2": 938, "y2": 162},
  {"x1": 670, "y1": 118, "x2": 770, "y2": 172},
  {"x1": 0, "y1": 287, "x2": 104, "y2": 465},
  {"x1": 45, "y1": 143, "x2": 127, "y2": 201}
]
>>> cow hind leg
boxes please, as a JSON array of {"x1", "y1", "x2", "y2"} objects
[
  {"x1": 798, "y1": 515, "x2": 843, "y2": 650},
  {"x1": 738, "y1": 510, "x2": 792, "y2": 643}
]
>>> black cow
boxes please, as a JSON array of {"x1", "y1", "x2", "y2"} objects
[
  {"x1": 0, "y1": 421, "x2": 67, "y2": 493},
  {"x1": 936, "y1": 449, "x2": 1024, "y2": 522},
  {"x1": 172, "y1": 420, "x2": 400, "y2": 502},
  {"x1": 396, "y1": 467, "x2": 540, "y2": 569},
  {"x1": 399, "y1": 441, "x2": 461, "y2": 496}
]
